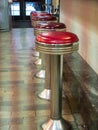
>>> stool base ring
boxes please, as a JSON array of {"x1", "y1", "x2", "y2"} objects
[
  {"x1": 42, "y1": 118, "x2": 72, "y2": 130},
  {"x1": 38, "y1": 88, "x2": 51, "y2": 100},
  {"x1": 35, "y1": 70, "x2": 45, "y2": 79}
]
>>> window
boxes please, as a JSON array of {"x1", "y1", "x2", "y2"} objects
[
  {"x1": 11, "y1": 2, "x2": 20, "y2": 16},
  {"x1": 25, "y1": 2, "x2": 36, "y2": 16}
]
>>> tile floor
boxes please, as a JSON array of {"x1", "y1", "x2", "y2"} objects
[{"x1": 0, "y1": 28, "x2": 85, "y2": 130}]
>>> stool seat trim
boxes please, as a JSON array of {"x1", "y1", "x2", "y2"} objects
[
  {"x1": 32, "y1": 16, "x2": 57, "y2": 21},
  {"x1": 34, "y1": 22, "x2": 66, "y2": 29},
  {"x1": 30, "y1": 13, "x2": 51, "y2": 18},
  {"x1": 31, "y1": 20, "x2": 57, "y2": 27},
  {"x1": 34, "y1": 28, "x2": 66, "y2": 36},
  {"x1": 36, "y1": 41, "x2": 79, "y2": 55}
]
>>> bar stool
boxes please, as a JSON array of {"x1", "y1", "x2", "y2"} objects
[
  {"x1": 35, "y1": 31, "x2": 79, "y2": 130},
  {"x1": 32, "y1": 16, "x2": 57, "y2": 79},
  {"x1": 30, "y1": 11, "x2": 51, "y2": 23},
  {"x1": 34, "y1": 22, "x2": 66, "y2": 100},
  {"x1": 30, "y1": 11, "x2": 52, "y2": 57}
]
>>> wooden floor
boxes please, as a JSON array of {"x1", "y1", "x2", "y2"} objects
[{"x1": 0, "y1": 28, "x2": 94, "y2": 130}]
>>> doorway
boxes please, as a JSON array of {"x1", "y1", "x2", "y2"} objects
[
  {"x1": 11, "y1": 0, "x2": 45, "y2": 27},
  {"x1": 11, "y1": 0, "x2": 45, "y2": 21}
]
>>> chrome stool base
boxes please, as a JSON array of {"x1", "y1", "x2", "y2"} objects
[
  {"x1": 35, "y1": 70, "x2": 45, "y2": 79},
  {"x1": 38, "y1": 89, "x2": 65, "y2": 100},
  {"x1": 33, "y1": 51, "x2": 39, "y2": 57},
  {"x1": 38, "y1": 88, "x2": 50, "y2": 100},
  {"x1": 34, "y1": 58, "x2": 42, "y2": 65},
  {"x1": 42, "y1": 118, "x2": 72, "y2": 130}
]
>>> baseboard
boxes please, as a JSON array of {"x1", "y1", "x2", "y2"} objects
[{"x1": 63, "y1": 52, "x2": 98, "y2": 130}]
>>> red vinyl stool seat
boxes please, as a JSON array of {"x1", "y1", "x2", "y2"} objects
[
  {"x1": 34, "y1": 22, "x2": 66, "y2": 36},
  {"x1": 36, "y1": 31, "x2": 79, "y2": 130},
  {"x1": 31, "y1": 15, "x2": 57, "y2": 27},
  {"x1": 30, "y1": 11, "x2": 51, "y2": 17}
]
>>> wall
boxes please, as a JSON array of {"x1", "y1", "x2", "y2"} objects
[
  {"x1": 0, "y1": 0, "x2": 11, "y2": 31},
  {"x1": 60, "y1": 0, "x2": 98, "y2": 74}
]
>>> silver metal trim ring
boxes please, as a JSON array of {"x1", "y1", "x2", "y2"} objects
[
  {"x1": 35, "y1": 41, "x2": 79, "y2": 55},
  {"x1": 31, "y1": 20, "x2": 57, "y2": 27},
  {"x1": 34, "y1": 28, "x2": 66, "y2": 36}
]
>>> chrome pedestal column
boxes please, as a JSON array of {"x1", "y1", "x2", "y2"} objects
[
  {"x1": 42, "y1": 55, "x2": 71, "y2": 130},
  {"x1": 38, "y1": 55, "x2": 65, "y2": 100},
  {"x1": 38, "y1": 55, "x2": 51, "y2": 100}
]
